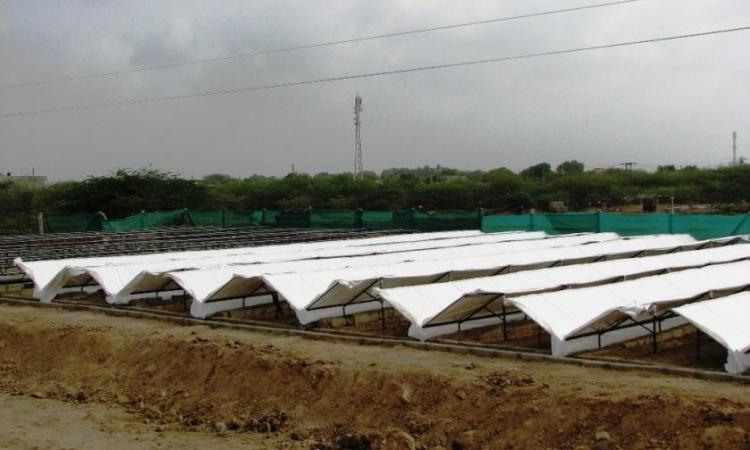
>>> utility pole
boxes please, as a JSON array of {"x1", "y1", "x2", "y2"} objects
[
  {"x1": 353, "y1": 94, "x2": 363, "y2": 179},
  {"x1": 621, "y1": 162, "x2": 637, "y2": 171},
  {"x1": 733, "y1": 131, "x2": 738, "y2": 166}
]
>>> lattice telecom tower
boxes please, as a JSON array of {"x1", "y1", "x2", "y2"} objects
[{"x1": 354, "y1": 94, "x2": 363, "y2": 179}]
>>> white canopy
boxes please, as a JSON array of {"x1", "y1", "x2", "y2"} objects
[
  {"x1": 31, "y1": 230, "x2": 543, "y2": 302},
  {"x1": 110, "y1": 230, "x2": 551, "y2": 303},
  {"x1": 509, "y1": 260, "x2": 750, "y2": 357},
  {"x1": 220, "y1": 234, "x2": 694, "y2": 324},
  {"x1": 375, "y1": 238, "x2": 750, "y2": 341},
  {"x1": 194, "y1": 233, "x2": 628, "y2": 324},
  {"x1": 674, "y1": 293, "x2": 750, "y2": 374},
  {"x1": 16, "y1": 229, "x2": 486, "y2": 300}
]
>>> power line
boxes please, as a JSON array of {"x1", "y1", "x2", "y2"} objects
[
  {"x1": 0, "y1": 0, "x2": 648, "y2": 91},
  {"x1": 0, "y1": 26, "x2": 747, "y2": 120}
]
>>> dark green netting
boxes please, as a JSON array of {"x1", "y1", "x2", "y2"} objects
[
  {"x1": 102, "y1": 209, "x2": 188, "y2": 231},
  {"x1": 34, "y1": 209, "x2": 750, "y2": 239},
  {"x1": 671, "y1": 214, "x2": 749, "y2": 240},
  {"x1": 255, "y1": 210, "x2": 279, "y2": 226},
  {"x1": 188, "y1": 210, "x2": 257, "y2": 227},
  {"x1": 187, "y1": 210, "x2": 224, "y2": 227},
  {"x1": 248, "y1": 210, "x2": 265, "y2": 226},
  {"x1": 46, "y1": 213, "x2": 101, "y2": 233},
  {"x1": 393, "y1": 209, "x2": 481, "y2": 231},
  {"x1": 544, "y1": 212, "x2": 600, "y2": 234},
  {"x1": 425, "y1": 211, "x2": 482, "y2": 230},
  {"x1": 272, "y1": 210, "x2": 310, "y2": 228},
  {"x1": 482, "y1": 212, "x2": 750, "y2": 240},
  {"x1": 392, "y1": 210, "x2": 417, "y2": 229},
  {"x1": 598, "y1": 213, "x2": 670, "y2": 236},
  {"x1": 361, "y1": 211, "x2": 394, "y2": 230},
  {"x1": 481, "y1": 215, "x2": 534, "y2": 233},
  {"x1": 224, "y1": 211, "x2": 255, "y2": 227},
  {"x1": 310, "y1": 210, "x2": 359, "y2": 228},
  {"x1": 732, "y1": 215, "x2": 750, "y2": 235}
]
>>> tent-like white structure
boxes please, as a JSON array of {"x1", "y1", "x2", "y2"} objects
[
  {"x1": 375, "y1": 238, "x2": 750, "y2": 341},
  {"x1": 185, "y1": 234, "x2": 695, "y2": 323},
  {"x1": 27, "y1": 230, "x2": 544, "y2": 302},
  {"x1": 184, "y1": 233, "x2": 629, "y2": 320},
  {"x1": 673, "y1": 293, "x2": 750, "y2": 374},
  {"x1": 508, "y1": 260, "x2": 750, "y2": 357},
  {"x1": 115, "y1": 231, "x2": 555, "y2": 303},
  {"x1": 15, "y1": 229, "x2": 488, "y2": 300}
]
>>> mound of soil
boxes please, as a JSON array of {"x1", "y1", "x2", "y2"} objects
[{"x1": 0, "y1": 304, "x2": 749, "y2": 449}]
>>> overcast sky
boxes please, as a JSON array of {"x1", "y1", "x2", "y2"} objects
[{"x1": 0, "y1": 0, "x2": 748, "y2": 181}]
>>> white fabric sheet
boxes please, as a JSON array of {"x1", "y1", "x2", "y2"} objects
[
  {"x1": 674, "y1": 293, "x2": 750, "y2": 374},
  {"x1": 509, "y1": 260, "x2": 750, "y2": 357},
  {"x1": 16, "y1": 229, "x2": 488, "y2": 300},
  {"x1": 31, "y1": 230, "x2": 543, "y2": 302},
  {"x1": 376, "y1": 240, "x2": 750, "y2": 340},
  {"x1": 220, "y1": 234, "x2": 693, "y2": 324},
  {"x1": 185, "y1": 233, "x2": 621, "y2": 319}
]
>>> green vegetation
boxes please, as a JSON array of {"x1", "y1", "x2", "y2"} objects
[{"x1": 1, "y1": 163, "x2": 749, "y2": 234}]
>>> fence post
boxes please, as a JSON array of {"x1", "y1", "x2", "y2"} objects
[
  {"x1": 183, "y1": 208, "x2": 193, "y2": 227},
  {"x1": 355, "y1": 209, "x2": 364, "y2": 229},
  {"x1": 221, "y1": 209, "x2": 226, "y2": 228},
  {"x1": 261, "y1": 209, "x2": 267, "y2": 227},
  {"x1": 596, "y1": 210, "x2": 602, "y2": 233},
  {"x1": 409, "y1": 208, "x2": 416, "y2": 230},
  {"x1": 529, "y1": 211, "x2": 535, "y2": 232},
  {"x1": 307, "y1": 207, "x2": 313, "y2": 228},
  {"x1": 37, "y1": 211, "x2": 45, "y2": 235},
  {"x1": 476, "y1": 208, "x2": 483, "y2": 230}
]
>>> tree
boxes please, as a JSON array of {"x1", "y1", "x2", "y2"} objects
[
  {"x1": 520, "y1": 163, "x2": 552, "y2": 179},
  {"x1": 556, "y1": 160, "x2": 584, "y2": 175}
]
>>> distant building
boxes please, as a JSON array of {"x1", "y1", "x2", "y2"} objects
[{"x1": 1, "y1": 172, "x2": 47, "y2": 186}]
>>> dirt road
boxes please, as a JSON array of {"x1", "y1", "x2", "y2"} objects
[{"x1": 0, "y1": 304, "x2": 749, "y2": 449}]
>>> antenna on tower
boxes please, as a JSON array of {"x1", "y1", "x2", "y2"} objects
[
  {"x1": 733, "y1": 131, "x2": 738, "y2": 166},
  {"x1": 353, "y1": 94, "x2": 363, "y2": 179}
]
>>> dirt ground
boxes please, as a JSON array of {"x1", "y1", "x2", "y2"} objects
[{"x1": 1, "y1": 304, "x2": 750, "y2": 450}]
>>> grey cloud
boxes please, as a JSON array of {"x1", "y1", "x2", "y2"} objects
[{"x1": 0, "y1": 0, "x2": 748, "y2": 180}]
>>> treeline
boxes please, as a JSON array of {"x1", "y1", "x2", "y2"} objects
[{"x1": 2, "y1": 162, "x2": 750, "y2": 227}]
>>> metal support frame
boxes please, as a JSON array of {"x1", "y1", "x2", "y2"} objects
[
  {"x1": 567, "y1": 284, "x2": 750, "y2": 355},
  {"x1": 205, "y1": 282, "x2": 270, "y2": 304},
  {"x1": 339, "y1": 278, "x2": 381, "y2": 318},
  {"x1": 272, "y1": 292, "x2": 282, "y2": 318},
  {"x1": 696, "y1": 328, "x2": 701, "y2": 359},
  {"x1": 569, "y1": 313, "x2": 665, "y2": 353}
]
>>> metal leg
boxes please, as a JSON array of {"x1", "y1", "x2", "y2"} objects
[
  {"x1": 272, "y1": 293, "x2": 281, "y2": 318},
  {"x1": 696, "y1": 328, "x2": 701, "y2": 360},
  {"x1": 651, "y1": 316, "x2": 658, "y2": 354},
  {"x1": 501, "y1": 302, "x2": 508, "y2": 341},
  {"x1": 380, "y1": 301, "x2": 385, "y2": 330}
]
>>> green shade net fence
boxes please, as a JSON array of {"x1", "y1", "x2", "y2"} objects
[
  {"x1": 45, "y1": 213, "x2": 103, "y2": 234},
  {"x1": 38, "y1": 208, "x2": 750, "y2": 240},
  {"x1": 101, "y1": 209, "x2": 190, "y2": 232},
  {"x1": 482, "y1": 212, "x2": 750, "y2": 240}
]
